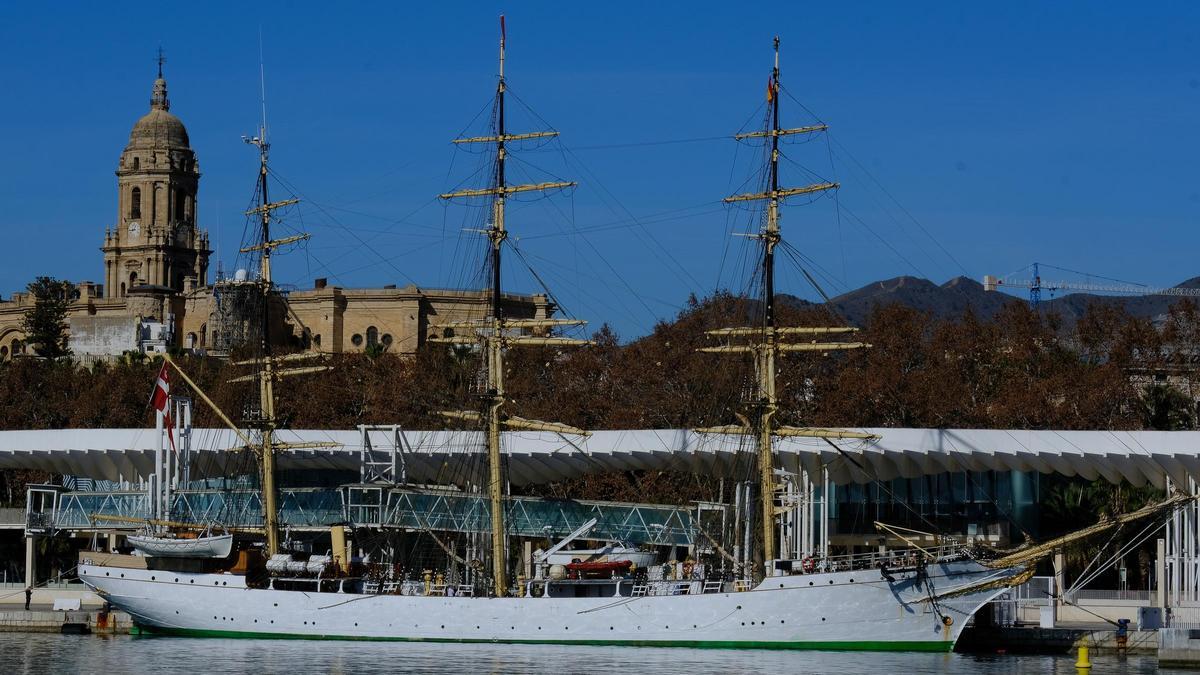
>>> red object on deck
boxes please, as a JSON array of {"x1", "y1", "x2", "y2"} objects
[{"x1": 564, "y1": 560, "x2": 633, "y2": 578}]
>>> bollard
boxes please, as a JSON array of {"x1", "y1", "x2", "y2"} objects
[{"x1": 1074, "y1": 645, "x2": 1091, "y2": 669}]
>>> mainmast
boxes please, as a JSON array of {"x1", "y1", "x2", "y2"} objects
[
  {"x1": 237, "y1": 127, "x2": 326, "y2": 556},
  {"x1": 434, "y1": 16, "x2": 590, "y2": 597},
  {"x1": 699, "y1": 37, "x2": 872, "y2": 572}
]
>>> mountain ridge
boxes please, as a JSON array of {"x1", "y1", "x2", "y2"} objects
[{"x1": 776, "y1": 275, "x2": 1200, "y2": 326}]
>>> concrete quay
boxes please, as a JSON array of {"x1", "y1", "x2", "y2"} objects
[
  {"x1": 958, "y1": 623, "x2": 1158, "y2": 655},
  {"x1": 0, "y1": 586, "x2": 128, "y2": 634},
  {"x1": 1160, "y1": 628, "x2": 1200, "y2": 668},
  {"x1": 0, "y1": 608, "x2": 131, "y2": 634}
]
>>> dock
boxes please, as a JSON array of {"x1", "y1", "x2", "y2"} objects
[
  {"x1": 0, "y1": 608, "x2": 131, "y2": 634},
  {"x1": 0, "y1": 585, "x2": 129, "y2": 634},
  {"x1": 958, "y1": 623, "x2": 1159, "y2": 655}
]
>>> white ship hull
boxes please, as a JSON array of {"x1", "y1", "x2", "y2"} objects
[{"x1": 80, "y1": 558, "x2": 1021, "y2": 651}]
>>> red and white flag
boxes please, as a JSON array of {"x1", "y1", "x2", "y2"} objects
[{"x1": 151, "y1": 362, "x2": 176, "y2": 453}]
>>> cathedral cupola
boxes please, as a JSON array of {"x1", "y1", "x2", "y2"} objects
[{"x1": 102, "y1": 54, "x2": 210, "y2": 299}]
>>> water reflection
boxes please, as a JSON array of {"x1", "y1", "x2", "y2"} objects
[{"x1": 0, "y1": 633, "x2": 1178, "y2": 675}]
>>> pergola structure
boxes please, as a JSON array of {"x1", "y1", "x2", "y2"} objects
[
  {"x1": 0, "y1": 427, "x2": 1196, "y2": 488},
  {"x1": 6, "y1": 425, "x2": 1200, "y2": 608}
]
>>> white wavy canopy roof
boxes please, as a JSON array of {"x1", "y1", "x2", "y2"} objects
[{"x1": 0, "y1": 427, "x2": 1194, "y2": 488}]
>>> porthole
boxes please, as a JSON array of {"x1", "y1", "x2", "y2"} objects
[
  {"x1": 779, "y1": 584, "x2": 784, "y2": 588},
  {"x1": 151, "y1": 576, "x2": 156, "y2": 581},
  {"x1": 254, "y1": 620, "x2": 258, "y2": 623},
  {"x1": 821, "y1": 617, "x2": 826, "y2": 622},
  {"x1": 190, "y1": 580, "x2": 194, "y2": 584},
  {"x1": 223, "y1": 582, "x2": 227, "y2": 586},
  {"x1": 828, "y1": 580, "x2": 833, "y2": 584},
  {"x1": 850, "y1": 579, "x2": 854, "y2": 583},
  {"x1": 741, "y1": 622, "x2": 745, "y2": 626},
  {"x1": 808, "y1": 581, "x2": 813, "y2": 586},
  {"x1": 120, "y1": 574, "x2": 124, "y2": 578},
  {"x1": 174, "y1": 578, "x2": 179, "y2": 583},
  {"x1": 354, "y1": 623, "x2": 358, "y2": 627},
  {"x1": 270, "y1": 620, "x2": 274, "y2": 624},
  {"x1": 105, "y1": 572, "x2": 109, "y2": 577}
]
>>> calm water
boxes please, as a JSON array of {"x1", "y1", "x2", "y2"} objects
[{"x1": 0, "y1": 633, "x2": 1183, "y2": 674}]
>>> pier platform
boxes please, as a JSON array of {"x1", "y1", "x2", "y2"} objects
[
  {"x1": 0, "y1": 608, "x2": 130, "y2": 634},
  {"x1": 0, "y1": 585, "x2": 127, "y2": 634},
  {"x1": 1159, "y1": 628, "x2": 1200, "y2": 667},
  {"x1": 958, "y1": 623, "x2": 1158, "y2": 655}
]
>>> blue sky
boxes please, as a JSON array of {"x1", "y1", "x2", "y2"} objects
[{"x1": 0, "y1": 2, "x2": 1198, "y2": 338}]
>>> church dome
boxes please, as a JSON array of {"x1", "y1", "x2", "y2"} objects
[
  {"x1": 129, "y1": 108, "x2": 190, "y2": 148},
  {"x1": 126, "y1": 75, "x2": 190, "y2": 149}
]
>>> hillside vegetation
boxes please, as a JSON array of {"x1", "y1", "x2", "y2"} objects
[{"x1": 1, "y1": 295, "x2": 1197, "y2": 507}]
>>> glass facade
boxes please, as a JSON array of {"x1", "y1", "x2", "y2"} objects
[{"x1": 830, "y1": 470, "x2": 1040, "y2": 543}]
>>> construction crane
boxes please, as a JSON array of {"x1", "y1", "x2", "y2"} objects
[{"x1": 983, "y1": 262, "x2": 1200, "y2": 308}]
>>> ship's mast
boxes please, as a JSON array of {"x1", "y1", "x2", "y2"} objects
[
  {"x1": 238, "y1": 128, "x2": 325, "y2": 556},
  {"x1": 254, "y1": 134, "x2": 280, "y2": 556},
  {"x1": 486, "y1": 19, "x2": 509, "y2": 601},
  {"x1": 435, "y1": 16, "x2": 590, "y2": 597},
  {"x1": 699, "y1": 37, "x2": 872, "y2": 572}
]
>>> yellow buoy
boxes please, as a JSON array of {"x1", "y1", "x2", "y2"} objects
[{"x1": 1074, "y1": 645, "x2": 1091, "y2": 669}]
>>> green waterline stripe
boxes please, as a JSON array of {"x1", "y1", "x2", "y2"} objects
[{"x1": 130, "y1": 624, "x2": 953, "y2": 652}]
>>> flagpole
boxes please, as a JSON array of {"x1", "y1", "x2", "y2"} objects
[
  {"x1": 164, "y1": 407, "x2": 172, "y2": 519},
  {"x1": 154, "y1": 407, "x2": 164, "y2": 522}
]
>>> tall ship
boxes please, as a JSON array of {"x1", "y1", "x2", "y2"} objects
[{"x1": 79, "y1": 24, "x2": 1041, "y2": 651}]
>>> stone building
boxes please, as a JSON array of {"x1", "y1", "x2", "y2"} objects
[
  {"x1": 0, "y1": 65, "x2": 549, "y2": 361},
  {"x1": 102, "y1": 62, "x2": 210, "y2": 299}
]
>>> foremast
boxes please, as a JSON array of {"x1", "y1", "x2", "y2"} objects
[
  {"x1": 699, "y1": 37, "x2": 873, "y2": 571},
  {"x1": 433, "y1": 16, "x2": 590, "y2": 597}
]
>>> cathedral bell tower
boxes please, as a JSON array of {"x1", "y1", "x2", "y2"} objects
[{"x1": 102, "y1": 57, "x2": 211, "y2": 299}]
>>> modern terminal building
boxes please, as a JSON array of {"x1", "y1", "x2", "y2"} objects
[{"x1": 2, "y1": 425, "x2": 1195, "y2": 615}]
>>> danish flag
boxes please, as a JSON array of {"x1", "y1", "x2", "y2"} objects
[{"x1": 151, "y1": 362, "x2": 176, "y2": 452}]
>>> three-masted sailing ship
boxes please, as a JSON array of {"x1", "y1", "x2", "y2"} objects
[{"x1": 79, "y1": 26, "x2": 1034, "y2": 651}]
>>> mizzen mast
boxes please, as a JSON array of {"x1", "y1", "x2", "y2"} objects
[
  {"x1": 699, "y1": 37, "x2": 872, "y2": 571},
  {"x1": 434, "y1": 16, "x2": 589, "y2": 597}
]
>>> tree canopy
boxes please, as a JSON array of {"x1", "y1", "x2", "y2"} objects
[{"x1": 20, "y1": 277, "x2": 75, "y2": 359}]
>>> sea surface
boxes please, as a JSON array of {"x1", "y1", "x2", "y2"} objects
[{"x1": 0, "y1": 633, "x2": 1183, "y2": 674}]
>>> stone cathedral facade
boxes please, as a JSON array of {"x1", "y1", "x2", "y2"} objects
[{"x1": 0, "y1": 66, "x2": 549, "y2": 361}]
